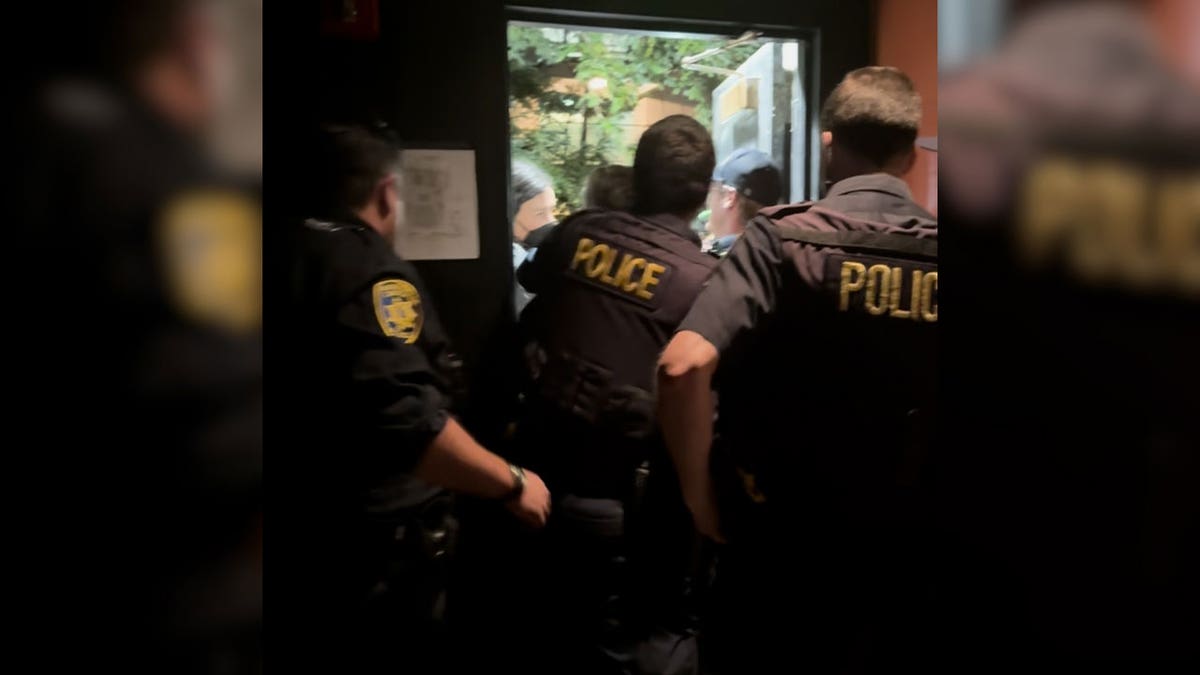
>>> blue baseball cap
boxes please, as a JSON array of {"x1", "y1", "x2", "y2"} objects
[{"x1": 712, "y1": 148, "x2": 783, "y2": 205}]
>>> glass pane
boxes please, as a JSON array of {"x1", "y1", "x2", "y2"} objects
[{"x1": 507, "y1": 22, "x2": 807, "y2": 311}]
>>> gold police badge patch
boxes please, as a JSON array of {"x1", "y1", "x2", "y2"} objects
[
  {"x1": 372, "y1": 279, "x2": 423, "y2": 343},
  {"x1": 159, "y1": 189, "x2": 262, "y2": 333}
]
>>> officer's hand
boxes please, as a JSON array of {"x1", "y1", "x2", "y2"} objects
[{"x1": 507, "y1": 469, "x2": 551, "y2": 528}]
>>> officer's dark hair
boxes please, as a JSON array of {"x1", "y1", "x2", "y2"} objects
[
  {"x1": 584, "y1": 165, "x2": 635, "y2": 211},
  {"x1": 737, "y1": 195, "x2": 764, "y2": 223},
  {"x1": 821, "y1": 66, "x2": 922, "y2": 166},
  {"x1": 632, "y1": 115, "x2": 715, "y2": 217},
  {"x1": 306, "y1": 124, "x2": 401, "y2": 217},
  {"x1": 511, "y1": 159, "x2": 553, "y2": 219}
]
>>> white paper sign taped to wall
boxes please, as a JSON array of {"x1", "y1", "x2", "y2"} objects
[{"x1": 395, "y1": 148, "x2": 479, "y2": 260}]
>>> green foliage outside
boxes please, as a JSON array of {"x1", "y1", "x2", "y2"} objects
[{"x1": 508, "y1": 25, "x2": 759, "y2": 215}]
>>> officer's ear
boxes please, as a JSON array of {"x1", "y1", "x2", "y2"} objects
[
  {"x1": 375, "y1": 175, "x2": 397, "y2": 218},
  {"x1": 898, "y1": 145, "x2": 917, "y2": 176},
  {"x1": 722, "y1": 188, "x2": 737, "y2": 210}
]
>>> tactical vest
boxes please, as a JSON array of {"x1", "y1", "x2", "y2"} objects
[
  {"x1": 714, "y1": 202, "x2": 937, "y2": 538},
  {"x1": 517, "y1": 209, "x2": 716, "y2": 496}
]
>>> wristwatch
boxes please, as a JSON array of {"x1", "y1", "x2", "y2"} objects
[{"x1": 501, "y1": 463, "x2": 526, "y2": 502}]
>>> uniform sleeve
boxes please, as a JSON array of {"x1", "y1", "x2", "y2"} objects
[
  {"x1": 677, "y1": 219, "x2": 786, "y2": 355},
  {"x1": 337, "y1": 276, "x2": 450, "y2": 471},
  {"x1": 516, "y1": 221, "x2": 568, "y2": 294}
]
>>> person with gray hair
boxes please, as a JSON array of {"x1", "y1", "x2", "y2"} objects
[
  {"x1": 511, "y1": 159, "x2": 558, "y2": 312},
  {"x1": 511, "y1": 159, "x2": 557, "y2": 244}
]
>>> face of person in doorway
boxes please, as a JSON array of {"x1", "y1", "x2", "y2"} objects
[
  {"x1": 706, "y1": 182, "x2": 740, "y2": 239},
  {"x1": 514, "y1": 187, "x2": 556, "y2": 243}
]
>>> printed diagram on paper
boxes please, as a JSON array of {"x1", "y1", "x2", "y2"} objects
[{"x1": 396, "y1": 149, "x2": 479, "y2": 260}]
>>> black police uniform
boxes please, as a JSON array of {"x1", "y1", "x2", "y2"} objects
[
  {"x1": 677, "y1": 173, "x2": 937, "y2": 672},
  {"x1": 285, "y1": 214, "x2": 463, "y2": 671},
  {"x1": 936, "y1": 12, "x2": 1200, "y2": 663},
  {"x1": 514, "y1": 208, "x2": 717, "y2": 675},
  {"x1": 19, "y1": 81, "x2": 263, "y2": 673}
]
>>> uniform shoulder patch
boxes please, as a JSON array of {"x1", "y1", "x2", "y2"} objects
[
  {"x1": 372, "y1": 279, "x2": 423, "y2": 343},
  {"x1": 159, "y1": 189, "x2": 261, "y2": 333}
]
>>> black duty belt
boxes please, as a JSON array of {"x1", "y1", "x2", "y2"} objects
[{"x1": 527, "y1": 348, "x2": 656, "y2": 439}]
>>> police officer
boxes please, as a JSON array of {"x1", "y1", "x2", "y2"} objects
[
  {"x1": 703, "y1": 148, "x2": 782, "y2": 258},
  {"x1": 657, "y1": 67, "x2": 937, "y2": 673},
  {"x1": 284, "y1": 124, "x2": 551, "y2": 672},
  {"x1": 18, "y1": 1, "x2": 263, "y2": 671},
  {"x1": 937, "y1": 5, "x2": 1200, "y2": 663},
  {"x1": 514, "y1": 114, "x2": 718, "y2": 674}
]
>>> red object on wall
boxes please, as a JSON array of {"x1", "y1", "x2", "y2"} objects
[
  {"x1": 1148, "y1": 0, "x2": 1200, "y2": 85},
  {"x1": 873, "y1": 0, "x2": 938, "y2": 214},
  {"x1": 321, "y1": 0, "x2": 380, "y2": 40}
]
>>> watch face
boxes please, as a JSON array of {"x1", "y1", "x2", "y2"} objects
[{"x1": 506, "y1": 465, "x2": 525, "y2": 498}]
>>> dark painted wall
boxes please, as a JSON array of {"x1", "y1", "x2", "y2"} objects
[{"x1": 278, "y1": 0, "x2": 870, "y2": 377}]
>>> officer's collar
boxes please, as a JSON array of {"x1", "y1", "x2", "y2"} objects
[
  {"x1": 303, "y1": 210, "x2": 373, "y2": 233},
  {"x1": 637, "y1": 212, "x2": 702, "y2": 244},
  {"x1": 703, "y1": 233, "x2": 739, "y2": 258},
  {"x1": 824, "y1": 173, "x2": 914, "y2": 201}
]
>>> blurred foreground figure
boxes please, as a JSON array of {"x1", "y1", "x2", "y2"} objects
[
  {"x1": 937, "y1": 1, "x2": 1199, "y2": 665},
  {"x1": 284, "y1": 125, "x2": 550, "y2": 673},
  {"x1": 18, "y1": 1, "x2": 261, "y2": 672},
  {"x1": 658, "y1": 67, "x2": 936, "y2": 673}
]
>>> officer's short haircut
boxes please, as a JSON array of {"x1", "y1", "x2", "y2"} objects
[
  {"x1": 511, "y1": 159, "x2": 553, "y2": 219},
  {"x1": 632, "y1": 115, "x2": 715, "y2": 217},
  {"x1": 821, "y1": 66, "x2": 922, "y2": 166},
  {"x1": 584, "y1": 165, "x2": 634, "y2": 211},
  {"x1": 309, "y1": 124, "x2": 401, "y2": 215}
]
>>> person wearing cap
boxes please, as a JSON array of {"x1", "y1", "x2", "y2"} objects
[
  {"x1": 704, "y1": 148, "x2": 783, "y2": 257},
  {"x1": 657, "y1": 66, "x2": 937, "y2": 672}
]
